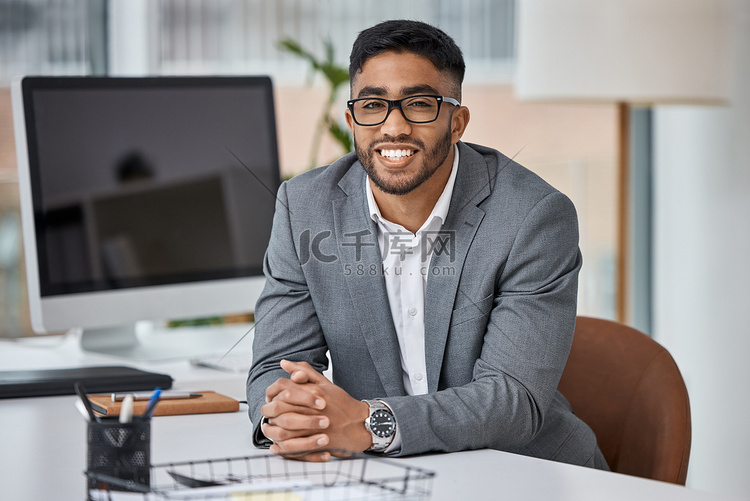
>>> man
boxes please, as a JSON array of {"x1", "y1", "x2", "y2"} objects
[{"x1": 247, "y1": 19, "x2": 608, "y2": 469}]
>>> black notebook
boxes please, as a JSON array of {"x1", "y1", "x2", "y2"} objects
[{"x1": 0, "y1": 366, "x2": 173, "y2": 398}]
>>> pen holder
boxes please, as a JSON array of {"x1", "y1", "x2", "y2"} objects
[{"x1": 86, "y1": 418, "x2": 151, "y2": 493}]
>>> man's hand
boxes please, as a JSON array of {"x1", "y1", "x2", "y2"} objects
[{"x1": 260, "y1": 360, "x2": 371, "y2": 461}]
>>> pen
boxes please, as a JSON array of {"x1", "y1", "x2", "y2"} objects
[
  {"x1": 119, "y1": 394, "x2": 134, "y2": 424},
  {"x1": 74, "y1": 398, "x2": 93, "y2": 422},
  {"x1": 74, "y1": 381, "x2": 99, "y2": 422},
  {"x1": 141, "y1": 387, "x2": 162, "y2": 420},
  {"x1": 111, "y1": 392, "x2": 202, "y2": 402}
]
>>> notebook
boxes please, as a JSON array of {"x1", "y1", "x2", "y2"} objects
[
  {"x1": 0, "y1": 366, "x2": 173, "y2": 398},
  {"x1": 87, "y1": 390, "x2": 239, "y2": 417}
]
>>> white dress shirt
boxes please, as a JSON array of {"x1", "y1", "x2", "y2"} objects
[{"x1": 365, "y1": 145, "x2": 460, "y2": 396}]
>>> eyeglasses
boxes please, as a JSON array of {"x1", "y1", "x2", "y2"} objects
[{"x1": 347, "y1": 94, "x2": 460, "y2": 126}]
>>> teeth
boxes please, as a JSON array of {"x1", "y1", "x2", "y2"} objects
[{"x1": 380, "y1": 149, "x2": 414, "y2": 159}]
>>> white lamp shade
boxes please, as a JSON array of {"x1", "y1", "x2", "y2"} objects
[{"x1": 515, "y1": 0, "x2": 731, "y2": 104}]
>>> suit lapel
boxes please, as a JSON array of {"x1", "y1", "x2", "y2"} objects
[
  {"x1": 333, "y1": 164, "x2": 406, "y2": 397},
  {"x1": 331, "y1": 144, "x2": 492, "y2": 396},
  {"x1": 424, "y1": 143, "x2": 491, "y2": 392}
]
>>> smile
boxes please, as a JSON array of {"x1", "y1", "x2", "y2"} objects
[{"x1": 378, "y1": 149, "x2": 416, "y2": 160}]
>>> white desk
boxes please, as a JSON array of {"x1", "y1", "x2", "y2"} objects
[{"x1": 0, "y1": 333, "x2": 740, "y2": 501}]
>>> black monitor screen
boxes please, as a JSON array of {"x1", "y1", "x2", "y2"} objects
[{"x1": 20, "y1": 76, "x2": 280, "y2": 296}]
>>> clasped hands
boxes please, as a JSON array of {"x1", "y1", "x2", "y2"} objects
[{"x1": 261, "y1": 359, "x2": 372, "y2": 462}]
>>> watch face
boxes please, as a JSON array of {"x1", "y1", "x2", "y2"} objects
[{"x1": 371, "y1": 409, "x2": 396, "y2": 437}]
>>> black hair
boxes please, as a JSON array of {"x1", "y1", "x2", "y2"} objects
[{"x1": 349, "y1": 20, "x2": 465, "y2": 99}]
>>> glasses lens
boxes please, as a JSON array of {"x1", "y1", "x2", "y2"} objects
[
  {"x1": 401, "y1": 96, "x2": 440, "y2": 123},
  {"x1": 352, "y1": 96, "x2": 441, "y2": 125},
  {"x1": 352, "y1": 98, "x2": 389, "y2": 125}
]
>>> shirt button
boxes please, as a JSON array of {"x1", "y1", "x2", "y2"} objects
[
  {"x1": 407, "y1": 307, "x2": 418, "y2": 316},
  {"x1": 414, "y1": 373, "x2": 424, "y2": 381}
]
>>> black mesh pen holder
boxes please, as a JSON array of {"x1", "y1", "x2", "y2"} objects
[{"x1": 86, "y1": 419, "x2": 151, "y2": 493}]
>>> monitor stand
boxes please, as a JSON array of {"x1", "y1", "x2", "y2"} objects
[{"x1": 79, "y1": 321, "x2": 252, "y2": 362}]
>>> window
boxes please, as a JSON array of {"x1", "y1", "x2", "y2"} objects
[{"x1": 0, "y1": 0, "x2": 617, "y2": 337}]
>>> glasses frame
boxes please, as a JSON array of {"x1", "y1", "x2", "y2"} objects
[{"x1": 346, "y1": 94, "x2": 461, "y2": 127}]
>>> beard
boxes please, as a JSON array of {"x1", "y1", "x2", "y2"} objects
[{"x1": 355, "y1": 128, "x2": 453, "y2": 196}]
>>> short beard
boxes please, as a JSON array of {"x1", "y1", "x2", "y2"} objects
[{"x1": 355, "y1": 129, "x2": 453, "y2": 196}]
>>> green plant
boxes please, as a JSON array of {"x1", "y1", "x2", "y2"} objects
[{"x1": 278, "y1": 38, "x2": 353, "y2": 170}]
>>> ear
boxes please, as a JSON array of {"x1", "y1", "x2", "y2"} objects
[
  {"x1": 345, "y1": 108, "x2": 356, "y2": 135},
  {"x1": 450, "y1": 106, "x2": 470, "y2": 144}
]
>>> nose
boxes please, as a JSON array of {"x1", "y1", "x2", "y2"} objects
[{"x1": 379, "y1": 103, "x2": 412, "y2": 137}]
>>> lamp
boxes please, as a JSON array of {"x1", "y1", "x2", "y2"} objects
[{"x1": 515, "y1": 0, "x2": 730, "y2": 324}]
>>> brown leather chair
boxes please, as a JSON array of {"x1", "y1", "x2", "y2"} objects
[{"x1": 558, "y1": 316, "x2": 691, "y2": 484}]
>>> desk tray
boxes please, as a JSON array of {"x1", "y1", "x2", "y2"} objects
[{"x1": 87, "y1": 452, "x2": 434, "y2": 500}]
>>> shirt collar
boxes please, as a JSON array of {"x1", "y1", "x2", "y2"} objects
[{"x1": 366, "y1": 144, "x2": 459, "y2": 230}]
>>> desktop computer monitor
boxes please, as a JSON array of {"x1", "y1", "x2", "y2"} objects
[{"x1": 11, "y1": 76, "x2": 280, "y2": 360}]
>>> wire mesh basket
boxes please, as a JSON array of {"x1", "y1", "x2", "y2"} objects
[{"x1": 86, "y1": 451, "x2": 435, "y2": 500}]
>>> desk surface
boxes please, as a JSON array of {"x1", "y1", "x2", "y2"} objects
[{"x1": 0, "y1": 332, "x2": 739, "y2": 501}]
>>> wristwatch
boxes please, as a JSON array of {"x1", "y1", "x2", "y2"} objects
[{"x1": 363, "y1": 399, "x2": 396, "y2": 452}]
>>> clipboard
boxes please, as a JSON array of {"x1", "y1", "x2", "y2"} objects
[
  {"x1": 87, "y1": 390, "x2": 239, "y2": 417},
  {"x1": 0, "y1": 366, "x2": 173, "y2": 399}
]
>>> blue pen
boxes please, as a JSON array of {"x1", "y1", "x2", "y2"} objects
[{"x1": 142, "y1": 387, "x2": 162, "y2": 420}]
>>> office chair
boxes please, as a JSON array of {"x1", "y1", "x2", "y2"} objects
[{"x1": 558, "y1": 316, "x2": 691, "y2": 484}]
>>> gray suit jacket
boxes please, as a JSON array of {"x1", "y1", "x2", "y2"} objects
[{"x1": 247, "y1": 142, "x2": 604, "y2": 467}]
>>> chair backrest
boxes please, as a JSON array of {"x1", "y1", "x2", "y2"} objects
[{"x1": 558, "y1": 316, "x2": 691, "y2": 484}]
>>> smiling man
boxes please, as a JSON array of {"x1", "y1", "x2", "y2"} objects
[{"x1": 246, "y1": 20, "x2": 608, "y2": 470}]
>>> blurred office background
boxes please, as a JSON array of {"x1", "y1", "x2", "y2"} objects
[{"x1": 0, "y1": 0, "x2": 748, "y2": 498}]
